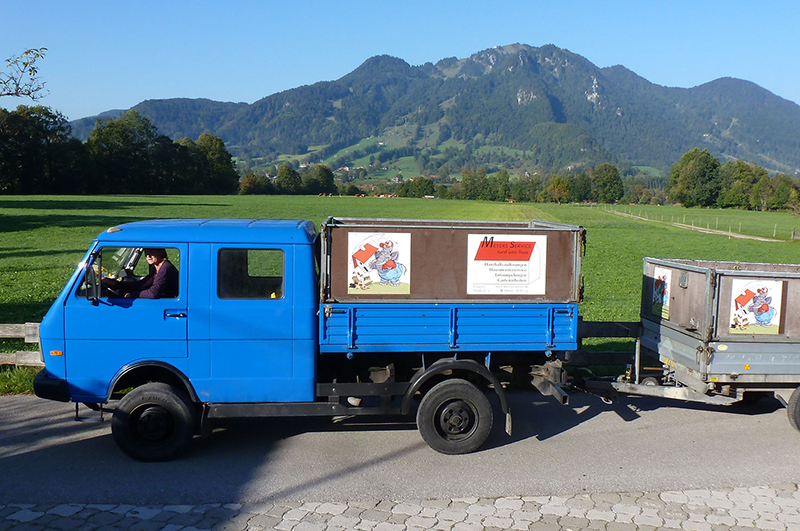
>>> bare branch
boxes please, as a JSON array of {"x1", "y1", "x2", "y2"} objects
[{"x1": 0, "y1": 47, "x2": 49, "y2": 100}]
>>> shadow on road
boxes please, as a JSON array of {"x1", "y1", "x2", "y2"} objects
[{"x1": 0, "y1": 391, "x2": 785, "y2": 505}]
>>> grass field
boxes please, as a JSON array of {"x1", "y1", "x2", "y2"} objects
[
  {"x1": 1, "y1": 195, "x2": 798, "y2": 330},
  {"x1": 606, "y1": 204, "x2": 800, "y2": 241}
]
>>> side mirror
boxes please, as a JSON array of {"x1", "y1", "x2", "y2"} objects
[{"x1": 85, "y1": 256, "x2": 100, "y2": 305}]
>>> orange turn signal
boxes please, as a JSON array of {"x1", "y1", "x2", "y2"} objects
[{"x1": 50, "y1": 350, "x2": 63, "y2": 356}]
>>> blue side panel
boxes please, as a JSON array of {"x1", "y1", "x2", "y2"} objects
[{"x1": 319, "y1": 303, "x2": 578, "y2": 353}]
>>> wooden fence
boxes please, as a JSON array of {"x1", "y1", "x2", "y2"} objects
[{"x1": 0, "y1": 323, "x2": 43, "y2": 367}]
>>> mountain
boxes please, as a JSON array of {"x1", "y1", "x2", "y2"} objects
[{"x1": 70, "y1": 44, "x2": 800, "y2": 174}]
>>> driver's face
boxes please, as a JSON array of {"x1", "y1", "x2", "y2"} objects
[{"x1": 145, "y1": 251, "x2": 164, "y2": 266}]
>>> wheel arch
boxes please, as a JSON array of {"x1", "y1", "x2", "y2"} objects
[
  {"x1": 108, "y1": 361, "x2": 199, "y2": 403},
  {"x1": 401, "y1": 358, "x2": 509, "y2": 417}
]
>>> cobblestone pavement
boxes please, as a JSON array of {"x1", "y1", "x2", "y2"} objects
[{"x1": 4, "y1": 484, "x2": 800, "y2": 531}]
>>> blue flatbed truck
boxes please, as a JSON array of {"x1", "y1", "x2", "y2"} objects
[{"x1": 34, "y1": 217, "x2": 585, "y2": 461}]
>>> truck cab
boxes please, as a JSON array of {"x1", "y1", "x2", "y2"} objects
[{"x1": 35, "y1": 220, "x2": 319, "y2": 457}]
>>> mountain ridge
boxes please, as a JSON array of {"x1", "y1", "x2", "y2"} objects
[{"x1": 70, "y1": 43, "x2": 800, "y2": 174}]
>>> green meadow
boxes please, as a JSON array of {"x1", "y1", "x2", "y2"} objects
[
  {"x1": 604, "y1": 204, "x2": 800, "y2": 241},
  {"x1": 1, "y1": 195, "x2": 798, "y2": 332}
]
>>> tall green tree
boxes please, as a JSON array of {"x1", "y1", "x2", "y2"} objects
[
  {"x1": 301, "y1": 164, "x2": 337, "y2": 195},
  {"x1": 568, "y1": 172, "x2": 594, "y2": 202},
  {"x1": 0, "y1": 105, "x2": 80, "y2": 193},
  {"x1": 276, "y1": 164, "x2": 301, "y2": 194},
  {"x1": 87, "y1": 110, "x2": 161, "y2": 193},
  {"x1": 547, "y1": 175, "x2": 570, "y2": 203},
  {"x1": 194, "y1": 133, "x2": 240, "y2": 193},
  {"x1": 668, "y1": 148, "x2": 720, "y2": 207},
  {"x1": 593, "y1": 163, "x2": 623, "y2": 203},
  {"x1": 495, "y1": 169, "x2": 511, "y2": 200},
  {"x1": 750, "y1": 176, "x2": 773, "y2": 211},
  {"x1": 461, "y1": 167, "x2": 491, "y2": 200},
  {"x1": 769, "y1": 175, "x2": 795, "y2": 210}
]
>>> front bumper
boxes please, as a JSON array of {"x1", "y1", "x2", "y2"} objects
[{"x1": 33, "y1": 369, "x2": 71, "y2": 402}]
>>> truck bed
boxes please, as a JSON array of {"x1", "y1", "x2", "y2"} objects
[{"x1": 319, "y1": 302, "x2": 579, "y2": 354}]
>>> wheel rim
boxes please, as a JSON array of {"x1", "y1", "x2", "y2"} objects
[
  {"x1": 436, "y1": 399, "x2": 477, "y2": 440},
  {"x1": 130, "y1": 404, "x2": 175, "y2": 446}
]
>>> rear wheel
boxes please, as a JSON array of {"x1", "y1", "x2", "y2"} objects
[
  {"x1": 416, "y1": 378, "x2": 492, "y2": 455},
  {"x1": 112, "y1": 382, "x2": 195, "y2": 461},
  {"x1": 787, "y1": 387, "x2": 800, "y2": 432}
]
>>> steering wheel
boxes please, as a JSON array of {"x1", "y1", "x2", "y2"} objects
[{"x1": 106, "y1": 285, "x2": 124, "y2": 298}]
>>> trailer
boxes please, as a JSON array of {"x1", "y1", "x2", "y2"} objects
[{"x1": 585, "y1": 257, "x2": 800, "y2": 430}]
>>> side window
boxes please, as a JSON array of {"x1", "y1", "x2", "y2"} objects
[
  {"x1": 78, "y1": 246, "x2": 180, "y2": 299},
  {"x1": 218, "y1": 248, "x2": 284, "y2": 300}
]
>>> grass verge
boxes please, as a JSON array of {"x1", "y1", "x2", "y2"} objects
[{"x1": 0, "y1": 365, "x2": 38, "y2": 394}]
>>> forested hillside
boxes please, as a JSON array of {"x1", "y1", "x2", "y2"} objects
[{"x1": 70, "y1": 44, "x2": 800, "y2": 175}]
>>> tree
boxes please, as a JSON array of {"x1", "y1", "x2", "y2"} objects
[
  {"x1": 495, "y1": 169, "x2": 511, "y2": 200},
  {"x1": 668, "y1": 148, "x2": 720, "y2": 207},
  {"x1": 568, "y1": 172, "x2": 594, "y2": 202},
  {"x1": 397, "y1": 177, "x2": 435, "y2": 198},
  {"x1": 750, "y1": 176, "x2": 773, "y2": 211},
  {"x1": 461, "y1": 167, "x2": 490, "y2": 200},
  {"x1": 593, "y1": 163, "x2": 623, "y2": 203},
  {"x1": 275, "y1": 164, "x2": 301, "y2": 194},
  {"x1": 0, "y1": 105, "x2": 81, "y2": 193},
  {"x1": 547, "y1": 175, "x2": 570, "y2": 203},
  {"x1": 768, "y1": 175, "x2": 797, "y2": 210},
  {"x1": 194, "y1": 133, "x2": 240, "y2": 193},
  {"x1": 301, "y1": 164, "x2": 337, "y2": 195},
  {"x1": 1, "y1": 48, "x2": 48, "y2": 99},
  {"x1": 717, "y1": 160, "x2": 763, "y2": 208},
  {"x1": 87, "y1": 110, "x2": 165, "y2": 193},
  {"x1": 239, "y1": 172, "x2": 274, "y2": 195}
]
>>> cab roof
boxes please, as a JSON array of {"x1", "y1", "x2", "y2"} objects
[{"x1": 96, "y1": 219, "x2": 318, "y2": 245}]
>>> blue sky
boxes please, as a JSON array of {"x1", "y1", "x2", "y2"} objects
[{"x1": 2, "y1": 1, "x2": 798, "y2": 121}]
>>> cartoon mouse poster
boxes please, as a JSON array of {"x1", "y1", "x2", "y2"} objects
[
  {"x1": 729, "y1": 279, "x2": 783, "y2": 335},
  {"x1": 347, "y1": 232, "x2": 411, "y2": 294}
]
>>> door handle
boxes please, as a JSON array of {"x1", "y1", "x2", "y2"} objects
[{"x1": 165, "y1": 312, "x2": 187, "y2": 318}]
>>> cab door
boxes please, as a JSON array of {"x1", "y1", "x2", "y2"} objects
[
  {"x1": 63, "y1": 243, "x2": 188, "y2": 402},
  {"x1": 205, "y1": 244, "x2": 307, "y2": 402}
]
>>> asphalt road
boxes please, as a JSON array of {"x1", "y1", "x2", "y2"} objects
[{"x1": 2, "y1": 391, "x2": 799, "y2": 506}]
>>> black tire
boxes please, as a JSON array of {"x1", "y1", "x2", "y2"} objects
[
  {"x1": 111, "y1": 382, "x2": 195, "y2": 461},
  {"x1": 640, "y1": 376, "x2": 660, "y2": 386},
  {"x1": 788, "y1": 387, "x2": 800, "y2": 432},
  {"x1": 416, "y1": 378, "x2": 493, "y2": 455}
]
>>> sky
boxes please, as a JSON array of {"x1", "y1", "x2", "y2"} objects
[{"x1": 2, "y1": 1, "x2": 799, "y2": 121}]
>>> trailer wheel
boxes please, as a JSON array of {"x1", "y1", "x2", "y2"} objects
[
  {"x1": 416, "y1": 378, "x2": 492, "y2": 455},
  {"x1": 640, "y1": 376, "x2": 660, "y2": 386},
  {"x1": 788, "y1": 387, "x2": 800, "y2": 432},
  {"x1": 112, "y1": 382, "x2": 195, "y2": 461}
]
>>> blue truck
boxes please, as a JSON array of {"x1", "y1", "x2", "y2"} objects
[{"x1": 34, "y1": 217, "x2": 585, "y2": 461}]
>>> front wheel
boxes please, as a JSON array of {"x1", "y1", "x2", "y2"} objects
[
  {"x1": 416, "y1": 378, "x2": 493, "y2": 455},
  {"x1": 111, "y1": 382, "x2": 195, "y2": 461}
]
